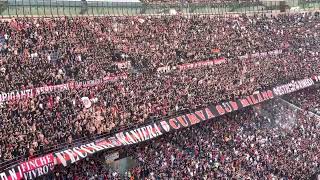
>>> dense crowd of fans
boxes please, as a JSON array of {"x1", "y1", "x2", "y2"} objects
[
  {"x1": 40, "y1": 99, "x2": 320, "y2": 179},
  {"x1": 283, "y1": 86, "x2": 320, "y2": 115},
  {"x1": 42, "y1": 154, "x2": 121, "y2": 180},
  {"x1": 1, "y1": 12, "x2": 320, "y2": 172},
  {"x1": 126, "y1": 101, "x2": 319, "y2": 179},
  {"x1": 1, "y1": 14, "x2": 319, "y2": 91}
]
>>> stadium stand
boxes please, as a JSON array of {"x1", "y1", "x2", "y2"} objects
[
  {"x1": 39, "y1": 101, "x2": 320, "y2": 179},
  {"x1": 0, "y1": 13, "x2": 319, "y2": 166},
  {"x1": 283, "y1": 86, "x2": 320, "y2": 115},
  {"x1": 0, "y1": 0, "x2": 319, "y2": 179}
]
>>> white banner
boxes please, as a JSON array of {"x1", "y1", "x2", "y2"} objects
[
  {"x1": 0, "y1": 74, "x2": 128, "y2": 103},
  {"x1": 157, "y1": 58, "x2": 226, "y2": 74}
]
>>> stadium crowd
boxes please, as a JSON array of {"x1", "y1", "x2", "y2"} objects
[
  {"x1": 283, "y1": 86, "x2": 320, "y2": 115},
  {"x1": 0, "y1": 13, "x2": 320, "y2": 168},
  {"x1": 126, "y1": 102, "x2": 319, "y2": 179},
  {"x1": 0, "y1": 14, "x2": 319, "y2": 91},
  {"x1": 40, "y1": 99, "x2": 320, "y2": 179},
  {"x1": 42, "y1": 154, "x2": 122, "y2": 180}
]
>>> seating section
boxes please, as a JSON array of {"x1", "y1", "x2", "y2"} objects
[
  {"x1": 40, "y1": 100, "x2": 320, "y2": 179},
  {"x1": 283, "y1": 87, "x2": 320, "y2": 115},
  {"x1": 0, "y1": 13, "x2": 320, "y2": 170}
]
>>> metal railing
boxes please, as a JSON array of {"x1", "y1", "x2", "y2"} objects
[{"x1": 0, "y1": 0, "x2": 319, "y2": 17}]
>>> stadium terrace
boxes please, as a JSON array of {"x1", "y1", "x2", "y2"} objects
[{"x1": 0, "y1": 1, "x2": 319, "y2": 179}]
